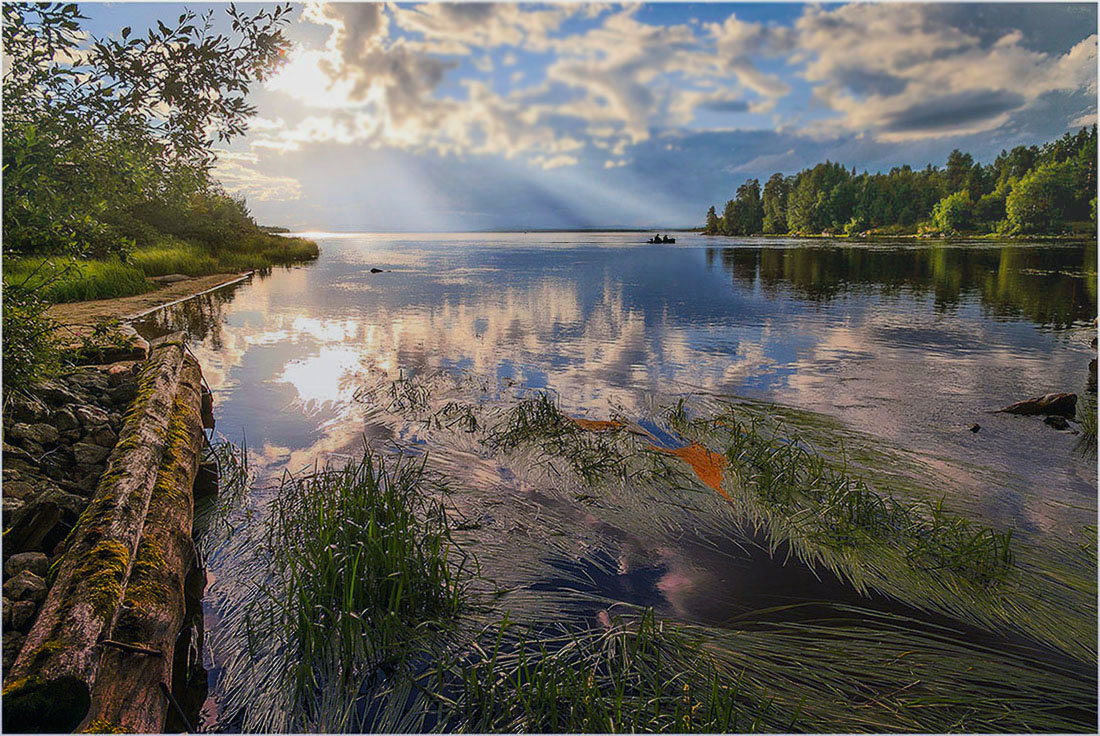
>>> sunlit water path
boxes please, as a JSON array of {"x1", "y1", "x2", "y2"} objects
[{"x1": 135, "y1": 232, "x2": 1097, "y2": 729}]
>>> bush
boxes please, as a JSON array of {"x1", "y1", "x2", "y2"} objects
[{"x1": 1, "y1": 284, "x2": 59, "y2": 396}]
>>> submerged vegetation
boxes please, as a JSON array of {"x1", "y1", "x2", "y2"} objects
[
  {"x1": 705, "y1": 125, "x2": 1097, "y2": 237},
  {"x1": 198, "y1": 379, "x2": 1097, "y2": 733}
]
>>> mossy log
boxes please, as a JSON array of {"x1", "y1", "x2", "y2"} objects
[
  {"x1": 3, "y1": 334, "x2": 205, "y2": 733},
  {"x1": 80, "y1": 354, "x2": 204, "y2": 732}
]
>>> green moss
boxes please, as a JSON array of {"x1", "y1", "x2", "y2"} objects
[
  {"x1": 72, "y1": 539, "x2": 130, "y2": 617},
  {"x1": 23, "y1": 637, "x2": 67, "y2": 668},
  {"x1": 114, "y1": 388, "x2": 200, "y2": 640},
  {"x1": 81, "y1": 719, "x2": 126, "y2": 733}
]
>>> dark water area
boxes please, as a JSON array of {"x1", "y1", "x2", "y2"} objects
[{"x1": 134, "y1": 233, "x2": 1098, "y2": 727}]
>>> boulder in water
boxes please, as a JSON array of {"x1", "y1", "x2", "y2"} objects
[{"x1": 997, "y1": 392, "x2": 1077, "y2": 418}]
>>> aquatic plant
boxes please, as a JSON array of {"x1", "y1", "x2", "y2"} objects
[
  {"x1": 199, "y1": 390, "x2": 1097, "y2": 733},
  {"x1": 208, "y1": 450, "x2": 469, "y2": 732}
]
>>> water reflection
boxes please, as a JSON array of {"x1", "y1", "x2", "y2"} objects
[
  {"x1": 133, "y1": 234, "x2": 1096, "y2": 540},
  {"x1": 711, "y1": 241, "x2": 1096, "y2": 326}
]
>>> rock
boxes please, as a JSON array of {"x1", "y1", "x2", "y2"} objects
[
  {"x1": 49, "y1": 406, "x2": 80, "y2": 432},
  {"x1": 88, "y1": 424, "x2": 119, "y2": 448},
  {"x1": 7, "y1": 422, "x2": 60, "y2": 448},
  {"x1": 1044, "y1": 415, "x2": 1071, "y2": 430},
  {"x1": 2, "y1": 497, "x2": 26, "y2": 519},
  {"x1": 997, "y1": 392, "x2": 1077, "y2": 418},
  {"x1": 2, "y1": 480, "x2": 35, "y2": 500},
  {"x1": 72, "y1": 441, "x2": 111, "y2": 466},
  {"x1": 67, "y1": 370, "x2": 109, "y2": 394},
  {"x1": 2, "y1": 442, "x2": 36, "y2": 464},
  {"x1": 2, "y1": 597, "x2": 11, "y2": 630},
  {"x1": 3, "y1": 457, "x2": 38, "y2": 476},
  {"x1": 105, "y1": 362, "x2": 138, "y2": 386},
  {"x1": 6, "y1": 397, "x2": 48, "y2": 423},
  {"x1": 109, "y1": 382, "x2": 138, "y2": 405},
  {"x1": 151, "y1": 273, "x2": 191, "y2": 284},
  {"x1": 1, "y1": 488, "x2": 85, "y2": 554},
  {"x1": 5, "y1": 552, "x2": 49, "y2": 580},
  {"x1": 10, "y1": 599, "x2": 36, "y2": 632},
  {"x1": 370, "y1": 267, "x2": 384, "y2": 273},
  {"x1": 74, "y1": 405, "x2": 111, "y2": 428},
  {"x1": 39, "y1": 446, "x2": 75, "y2": 481},
  {"x1": 969, "y1": 423, "x2": 981, "y2": 433},
  {"x1": 3, "y1": 631, "x2": 26, "y2": 670},
  {"x1": 3, "y1": 570, "x2": 47, "y2": 603},
  {"x1": 31, "y1": 380, "x2": 80, "y2": 405},
  {"x1": 1090, "y1": 358, "x2": 1097, "y2": 393}
]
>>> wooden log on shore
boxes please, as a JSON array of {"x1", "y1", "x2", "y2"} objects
[
  {"x1": 2, "y1": 334, "x2": 196, "y2": 733},
  {"x1": 80, "y1": 354, "x2": 205, "y2": 733}
]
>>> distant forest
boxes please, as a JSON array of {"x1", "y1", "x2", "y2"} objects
[{"x1": 703, "y1": 126, "x2": 1097, "y2": 237}]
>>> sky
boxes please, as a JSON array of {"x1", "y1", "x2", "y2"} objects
[{"x1": 78, "y1": 2, "x2": 1098, "y2": 231}]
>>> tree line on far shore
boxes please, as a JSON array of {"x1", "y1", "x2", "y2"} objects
[{"x1": 704, "y1": 126, "x2": 1097, "y2": 238}]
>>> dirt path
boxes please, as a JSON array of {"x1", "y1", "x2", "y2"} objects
[{"x1": 47, "y1": 272, "x2": 251, "y2": 326}]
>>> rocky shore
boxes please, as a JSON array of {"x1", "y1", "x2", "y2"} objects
[{"x1": 2, "y1": 364, "x2": 139, "y2": 671}]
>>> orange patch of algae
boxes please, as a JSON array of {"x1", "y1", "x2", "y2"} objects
[
  {"x1": 569, "y1": 417, "x2": 624, "y2": 432},
  {"x1": 650, "y1": 443, "x2": 730, "y2": 501}
]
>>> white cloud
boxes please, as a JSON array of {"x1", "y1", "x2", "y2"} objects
[
  {"x1": 793, "y1": 4, "x2": 1098, "y2": 141},
  {"x1": 212, "y1": 150, "x2": 303, "y2": 201}
]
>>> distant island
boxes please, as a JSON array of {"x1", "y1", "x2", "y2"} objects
[{"x1": 703, "y1": 126, "x2": 1096, "y2": 238}]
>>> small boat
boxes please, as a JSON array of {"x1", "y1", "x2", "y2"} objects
[{"x1": 647, "y1": 235, "x2": 676, "y2": 244}]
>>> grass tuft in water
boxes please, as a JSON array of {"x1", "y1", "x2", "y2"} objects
[
  {"x1": 721, "y1": 413, "x2": 1014, "y2": 586},
  {"x1": 489, "y1": 393, "x2": 627, "y2": 483},
  {"x1": 212, "y1": 450, "x2": 470, "y2": 732},
  {"x1": 430, "y1": 610, "x2": 786, "y2": 734}
]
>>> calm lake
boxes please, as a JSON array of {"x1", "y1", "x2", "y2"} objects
[{"x1": 135, "y1": 232, "x2": 1097, "y2": 729}]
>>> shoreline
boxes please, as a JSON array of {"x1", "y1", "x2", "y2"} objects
[{"x1": 46, "y1": 271, "x2": 253, "y2": 327}]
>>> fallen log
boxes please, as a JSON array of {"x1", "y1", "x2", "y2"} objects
[
  {"x1": 79, "y1": 354, "x2": 205, "y2": 733},
  {"x1": 2, "y1": 334, "x2": 194, "y2": 733}
]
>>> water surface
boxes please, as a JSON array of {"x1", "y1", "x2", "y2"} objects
[{"x1": 135, "y1": 233, "x2": 1097, "y2": 726}]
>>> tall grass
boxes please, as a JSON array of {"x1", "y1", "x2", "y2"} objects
[
  {"x1": 3, "y1": 257, "x2": 152, "y2": 302},
  {"x1": 4, "y1": 234, "x2": 318, "y2": 303},
  {"x1": 431, "y1": 611, "x2": 786, "y2": 733},
  {"x1": 209, "y1": 450, "x2": 469, "y2": 732},
  {"x1": 128, "y1": 243, "x2": 221, "y2": 277}
]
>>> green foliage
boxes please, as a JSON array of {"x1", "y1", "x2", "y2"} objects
[
  {"x1": 2, "y1": 2, "x2": 292, "y2": 259},
  {"x1": 703, "y1": 206, "x2": 720, "y2": 235},
  {"x1": 1006, "y1": 160, "x2": 1076, "y2": 234},
  {"x1": 211, "y1": 450, "x2": 468, "y2": 732},
  {"x1": 721, "y1": 179, "x2": 763, "y2": 235},
  {"x1": 704, "y1": 126, "x2": 1097, "y2": 237},
  {"x1": 932, "y1": 190, "x2": 974, "y2": 234},
  {"x1": 4, "y1": 257, "x2": 152, "y2": 302},
  {"x1": 1, "y1": 282, "x2": 60, "y2": 395},
  {"x1": 761, "y1": 172, "x2": 789, "y2": 234},
  {"x1": 439, "y1": 612, "x2": 779, "y2": 733}
]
